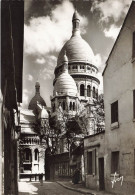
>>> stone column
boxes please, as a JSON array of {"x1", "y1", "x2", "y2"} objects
[
  {"x1": 66, "y1": 96, "x2": 69, "y2": 112},
  {"x1": 31, "y1": 148, "x2": 35, "y2": 174}
]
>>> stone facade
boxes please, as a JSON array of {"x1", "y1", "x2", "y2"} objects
[
  {"x1": 84, "y1": 131, "x2": 105, "y2": 190},
  {"x1": 1, "y1": 1, "x2": 24, "y2": 194},
  {"x1": 103, "y1": 2, "x2": 135, "y2": 194},
  {"x1": 19, "y1": 83, "x2": 49, "y2": 180}
]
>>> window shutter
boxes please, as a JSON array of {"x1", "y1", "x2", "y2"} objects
[{"x1": 92, "y1": 149, "x2": 96, "y2": 175}]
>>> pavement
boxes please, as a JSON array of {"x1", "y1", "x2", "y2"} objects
[
  {"x1": 18, "y1": 180, "x2": 114, "y2": 195},
  {"x1": 57, "y1": 181, "x2": 115, "y2": 195},
  {"x1": 18, "y1": 181, "x2": 86, "y2": 195}
]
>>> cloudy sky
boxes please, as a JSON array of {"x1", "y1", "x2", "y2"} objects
[{"x1": 22, "y1": 0, "x2": 132, "y2": 108}]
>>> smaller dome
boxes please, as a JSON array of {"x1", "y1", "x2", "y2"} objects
[
  {"x1": 28, "y1": 81, "x2": 46, "y2": 111},
  {"x1": 28, "y1": 95, "x2": 46, "y2": 110},
  {"x1": 40, "y1": 106, "x2": 48, "y2": 119},
  {"x1": 54, "y1": 71, "x2": 77, "y2": 96}
]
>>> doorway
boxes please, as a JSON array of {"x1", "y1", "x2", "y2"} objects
[{"x1": 99, "y1": 157, "x2": 105, "y2": 190}]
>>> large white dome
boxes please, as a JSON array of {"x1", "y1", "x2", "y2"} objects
[{"x1": 57, "y1": 35, "x2": 95, "y2": 66}]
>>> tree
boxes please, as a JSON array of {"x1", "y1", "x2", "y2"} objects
[{"x1": 73, "y1": 94, "x2": 105, "y2": 135}]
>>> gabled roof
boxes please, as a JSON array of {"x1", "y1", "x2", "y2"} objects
[{"x1": 102, "y1": 1, "x2": 135, "y2": 76}]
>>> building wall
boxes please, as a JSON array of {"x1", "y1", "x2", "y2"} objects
[
  {"x1": 84, "y1": 132, "x2": 105, "y2": 190},
  {"x1": 103, "y1": 3, "x2": 135, "y2": 194}
]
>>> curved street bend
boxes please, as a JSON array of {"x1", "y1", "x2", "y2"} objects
[{"x1": 18, "y1": 181, "x2": 86, "y2": 195}]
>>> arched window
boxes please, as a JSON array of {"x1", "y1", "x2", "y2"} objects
[
  {"x1": 96, "y1": 89, "x2": 98, "y2": 100},
  {"x1": 35, "y1": 149, "x2": 39, "y2": 161},
  {"x1": 87, "y1": 85, "x2": 91, "y2": 97},
  {"x1": 63, "y1": 101, "x2": 65, "y2": 110},
  {"x1": 73, "y1": 102, "x2": 75, "y2": 111},
  {"x1": 93, "y1": 87, "x2": 95, "y2": 98},
  {"x1": 80, "y1": 84, "x2": 84, "y2": 96},
  {"x1": 69, "y1": 102, "x2": 72, "y2": 110},
  {"x1": 87, "y1": 66, "x2": 90, "y2": 70}
]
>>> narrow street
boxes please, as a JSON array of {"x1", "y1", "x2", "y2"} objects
[{"x1": 18, "y1": 181, "x2": 86, "y2": 195}]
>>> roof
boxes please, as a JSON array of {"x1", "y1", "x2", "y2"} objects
[
  {"x1": 102, "y1": 1, "x2": 134, "y2": 76},
  {"x1": 57, "y1": 11, "x2": 95, "y2": 67},
  {"x1": 57, "y1": 35, "x2": 95, "y2": 66},
  {"x1": 20, "y1": 108, "x2": 35, "y2": 124}
]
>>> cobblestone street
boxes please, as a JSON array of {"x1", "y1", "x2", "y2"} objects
[{"x1": 18, "y1": 181, "x2": 86, "y2": 195}]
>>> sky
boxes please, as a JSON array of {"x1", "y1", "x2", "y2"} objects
[{"x1": 22, "y1": 0, "x2": 132, "y2": 108}]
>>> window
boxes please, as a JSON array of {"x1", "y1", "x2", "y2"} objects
[
  {"x1": 111, "y1": 101, "x2": 118, "y2": 123},
  {"x1": 111, "y1": 151, "x2": 119, "y2": 174},
  {"x1": 24, "y1": 148, "x2": 31, "y2": 162},
  {"x1": 133, "y1": 32, "x2": 135, "y2": 59},
  {"x1": 133, "y1": 90, "x2": 135, "y2": 119},
  {"x1": 63, "y1": 101, "x2": 65, "y2": 110},
  {"x1": 73, "y1": 102, "x2": 75, "y2": 111},
  {"x1": 87, "y1": 151, "x2": 92, "y2": 174},
  {"x1": 96, "y1": 89, "x2": 98, "y2": 100},
  {"x1": 93, "y1": 87, "x2": 95, "y2": 98},
  {"x1": 69, "y1": 102, "x2": 72, "y2": 110},
  {"x1": 35, "y1": 149, "x2": 39, "y2": 161},
  {"x1": 80, "y1": 84, "x2": 84, "y2": 96},
  {"x1": 87, "y1": 149, "x2": 96, "y2": 175},
  {"x1": 87, "y1": 85, "x2": 91, "y2": 97},
  {"x1": 87, "y1": 66, "x2": 90, "y2": 70}
]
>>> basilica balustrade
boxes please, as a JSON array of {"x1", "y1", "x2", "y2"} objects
[
  {"x1": 20, "y1": 136, "x2": 40, "y2": 145},
  {"x1": 68, "y1": 64, "x2": 98, "y2": 76}
]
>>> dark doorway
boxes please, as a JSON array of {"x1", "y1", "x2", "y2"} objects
[
  {"x1": 45, "y1": 148, "x2": 51, "y2": 180},
  {"x1": 99, "y1": 157, "x2": 105, "y2": 190}
]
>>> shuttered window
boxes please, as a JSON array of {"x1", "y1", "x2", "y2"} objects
[
  {"x1": 87, "y1": 149, "x2": 96, "y2": 175},
  {"x1": 87, "y1": 151, "x2": 92, "y2": 174},
  {"x1": 111, "y1": 151, "x2": 119, "y2": 174},
  {"x1": 111, "y1": 101, "x2": 118, "y2": 123}
]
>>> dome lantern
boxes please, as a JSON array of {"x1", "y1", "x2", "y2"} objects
[
  {"x1": 72, "y1": 10, "x2": 80, "y2": 37},
  {"x1": 35, "y1": 81, "x2": 40, "y2": 94}
]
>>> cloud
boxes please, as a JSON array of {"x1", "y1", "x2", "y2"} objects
[
  {"x1": 93, "y1": 53, "x2": 102, "y2": 68},
  {"x1": 21, "y1": 89, "x2": 29, "y2": 107},
  {"x1": 27, "y1": 74, "x2": 34, "y2": 81},
  {"x1": 24, "y1": 1, "x2": 88, "y2": 55},
  {"x1": 36, "y1": 57, "x2": 46, "y2": 64},
  {"x1": 91, "y1": 0, "x2": 131, "y2": 23},
  {"x1": 97, "y1": 72, "x2": 103, "y2": 94},
  {"x1": 104, "y1": 24, "x2": 121, "y2": 40},
  {"x1": 39, "y1": 55, "x2": 57, "y2": 80}
]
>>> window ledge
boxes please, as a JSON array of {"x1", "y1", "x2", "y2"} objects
[
  {"x1": 111, "y1": 122, "x2": 119, "y2": 130},
  {"x1": 131, "y1": 57, "x2": 135, "y2": 63},
  {"x1": 110, "y1": 173, "x2": 120, "y2": 177}
]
